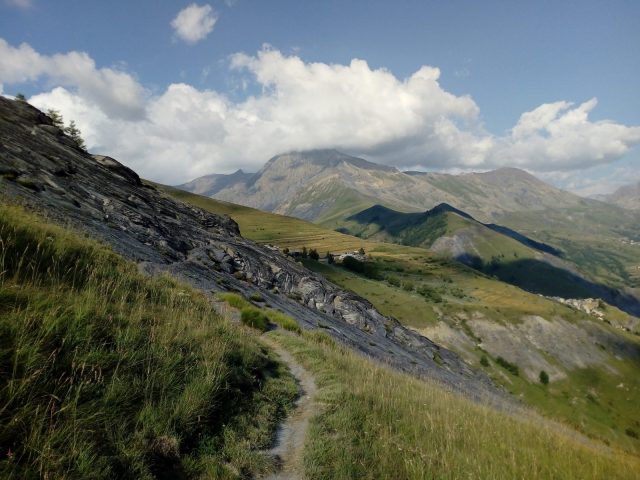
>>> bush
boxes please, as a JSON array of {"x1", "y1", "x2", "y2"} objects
[
  {"x1": 301, "y1": 246, "x2": 308, "y2": 259},
  {"x1": 240, "y1": 307, "x2": 269, "y2": 331},
  {"x1": 342, "y1": 256, "x2": 380, "y2": 279},
  {"x1": 64, "y1": 120, "x2": 86, "y2": 150},
  {"x1": 496, "y1": 356, "x2": 519, "y2": 376},
  {"x1": 402, "y1": 280, "x2": 415, "y2": 292},
  {"x1": 386, "y1": 274, "x2": 401, "y2": 287},
  {"x1": 309, "y1": 248, "x2": 320, "y2": 261},
  {"x1": 46, "y1": 108, "x2": 64, "y2": 128},
  {"x1": 249, "y1": 291, "x2": 265, "y2": 302},
  {"x1": 539, "y1": 370, "x2": 549, "y2": 385},
  {"x1": 327, "y1": 252, "x2": 335, "y2": 264},
  {"x1": 416, "y1": 284, "x2": 443, "y2": 303},
  {"x1": 480, "y1": 355, "x2": 490, "y2": 367}
]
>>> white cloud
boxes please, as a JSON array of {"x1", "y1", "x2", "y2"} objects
[
  {"x1": 5, "y1": 0, "x2": 32, "y2": 9},
  {"x1": 0, "y1": 39, "x2": 147, "y2": 119},
  {"x1": 3, "y1": 39, "x2": 639, "y2": 184},
  {"x1": 171, "y1": 3, "x2": 217, "y2": 44},
  {"x1": 490, "y1": 99, "x2": 640, "y2": 171}
]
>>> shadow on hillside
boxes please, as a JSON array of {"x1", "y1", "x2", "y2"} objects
[
  {"x1": 484, "y1": 224, "x2": 562, "y2": 256},
  {"x1": 460, "y1": 255, "x2": 640, "y2": 317}
]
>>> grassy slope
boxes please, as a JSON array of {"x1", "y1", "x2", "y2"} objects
[
  {"x1": 0, "y1": 203, "x2": 297, "y2": 479},
  {"x1": 159, "y1": 186, "x2": 640, "y2": 455},
  {"x1": 270, "y1": 330, "x2": 640, "y2": 479},
  {"x1": 497, "y1": 204, "x2": 640, "y2": 291},
  {"x1": 337, "y1": 206, "x2": 599, "y2": 299}
]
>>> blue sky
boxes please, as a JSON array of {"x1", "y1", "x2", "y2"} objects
[{"x1": 1, "y1": 0, "x2": 639, "y2": 193}]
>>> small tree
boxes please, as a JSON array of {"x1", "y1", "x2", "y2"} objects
[
  {"x1": 539, "y1": 370, "x2": 549, "y2": 385},
  {"x1": 326, "y1": 252, "x2": 334, "y2": 264},
  {"x1": 301, "y1": 246, "x2": 308, "y2": 259},
  {"x1": 64, "y1": 120, "x2": 86, "y2": 150},
  {"x1": 46, "y1": 109, "x2": 64, "y2": 128},
  {"x1": 309, "y1": 248, "x2": 320, "y2": 261},
  {"x1": 358, "y1": 247, "x2": 365, "y2": 255},
  {"x1": 15, "y1": 93, "x2": 26, "y2": 102}
]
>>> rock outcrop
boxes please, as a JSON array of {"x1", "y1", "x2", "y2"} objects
[{"x1": 0, "y1": 97, "x2": 501, "y2": 401}]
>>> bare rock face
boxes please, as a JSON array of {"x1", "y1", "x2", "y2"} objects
[{"x1": 0, "y1": 97, "x2": 502, "y2": 401}]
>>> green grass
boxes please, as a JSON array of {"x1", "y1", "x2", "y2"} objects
[
  {"x1": 0, "y1": 203, "x2": 297, "y2": 479},
  {"x1": 217, "y1": 293, "x2": 302, "y2": 334},
  {"x1": 240, "y1": 307, "x2": 270, "y2": 331},
  {"x1": 266, "y1": 309, "x2": 302, "y2": 334},
  {"x1": 216, "y1": 291, "x2": 250, "y2": 309},
  {"x1": 270, "y1": 330, "x2": 640, "y2": 479}
]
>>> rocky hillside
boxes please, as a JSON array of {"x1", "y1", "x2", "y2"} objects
[{"x1": 0, "y1": 97, "x2": 499, "y2": 400}]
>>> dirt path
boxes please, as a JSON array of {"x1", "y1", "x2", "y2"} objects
[{"x1": 261, "y1": 335, "x2": 318, "y2": 480}]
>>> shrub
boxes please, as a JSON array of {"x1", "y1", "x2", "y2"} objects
[
  {"x1": 358, "y1": 247, "x2": 366, "y2": 255},
  {"x1": 46, "y1": 108, "x2": 64, "y2": 128},
  {"x1": 416, "y1": 284, "x2": 443, "y2": 303},
  {"x1": 249, "y1": 291, "x2": 265, "y2": 302},
  {"x1": 480, "y1": 355, "x2": 490, "y2": 367},
  {"x1": 282, "y1": 247, "x2": 290, "y2": 255},
  {"x1": 342, "y1": 256, "x2": 380, "y2": 279},
  {"x1": 625, "y1": 428, "x2": 639, "y2": 439},
  {"x1": 301, "y1": 246, "x2": 308, "y2": 259},
  {"x1": 402, "y1": 280, "x2": 415, "y2": 292},
  {"x1": 15, "y1": 93, "x2": 26, "y2": 102},
  {"x1": 496, "y1": 356, "x2": 519, "y2": 376},
  {"x1": 309, "y1": 248, "x2": 320, "y2": 261},
  {"x1": 539, "y1": 370, "x2": 550, "y2": 385},
  {"x1": 64, "y1": 120, "x2": 86, "y2": 150},
  {"x1": 327, "y1": 252, "x2": 335, "y2": 264},
  {"x1": 240, "y1": 307, "x2": 269, "y2": 331},
  {"x1": 386, "y1": 274, "x2": 401, "y2": 287}
]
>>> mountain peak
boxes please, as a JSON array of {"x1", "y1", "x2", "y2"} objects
[
  {"x1": 266, "y1": 149, "x2": 397, "y2": 172},
  {"x1": 428, "y1": 203, "x2": 475, "y2": 220}
]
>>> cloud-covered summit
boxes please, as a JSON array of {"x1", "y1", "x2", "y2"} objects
[{"x1": 1, "y1": 39, "x2": 638, "y2": 185}]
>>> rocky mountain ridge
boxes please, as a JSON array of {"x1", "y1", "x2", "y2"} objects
[
  {"x1": 0, "y1": 97, "x2": 500, "y2": 401},
  {"x1": 179, "y1": 149, "x2": 588, "y2": 224}
]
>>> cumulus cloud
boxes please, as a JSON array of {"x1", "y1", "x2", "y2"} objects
[
  {"x1": 0, "y1": 39, "x2": 147, "y2": 119},
  {"x1": 3, "y1": 39, "x2": 639, "y2": 184},
  {"x1": 490, "y1": 99, "x2": 640, "y2": 171},
  {"x1": 171, "y1": 3, "x2": 217, "y2": 44}
]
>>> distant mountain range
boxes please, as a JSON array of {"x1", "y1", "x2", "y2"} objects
[
  {"x1": 178, "y1": 149, "x2": 587, "y2": 225},
  {"x1": 177, "y1": 149, "x2": 640, "y2": 310},
  {"x1": 595, "y1": 181, "x2": 640, "y2": 210}
]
